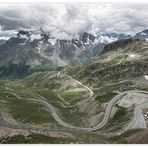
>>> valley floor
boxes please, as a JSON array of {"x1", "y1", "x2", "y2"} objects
[{"x1": 0, "y1": 71, "x2": 148, "y2": 143}]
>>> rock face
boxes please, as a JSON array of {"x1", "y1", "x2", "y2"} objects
[
  {"x1": 133, "y1": 29, "x2": 148, "y2": 40},
  {"x1": 17, "y1": 30, "x2": 30, "y2": 38},
  {"x1": 80, "y1": 32, "x2": 96, "y2": 43},
  {"x1": 66, "y1": 39, "x2": 148, "y2": 87},
  {"x1": 4, "y1": 27, "x2": 148, "y2": 68},
  {"x1": 0, "y1": 39, "x2": 6, "y2": 45},
  {"x1": 0, "y1": 31, "x2": 105, "y2": 67}
]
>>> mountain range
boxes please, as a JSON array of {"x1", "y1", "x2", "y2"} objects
[
  {"x1": 0, "y1": 27, "x2": 148, "y2": 144},
  {"x1": 0, "y1": 28, "x2": 148, "y2": 78}
]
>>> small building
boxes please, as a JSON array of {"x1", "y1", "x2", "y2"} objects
[{"x1": 143, "y1": 109, "x2": 148, "y2": 120}]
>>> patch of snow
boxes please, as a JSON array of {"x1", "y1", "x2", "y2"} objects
[
  {"x1": 0, "y1": 36, "x2": 10, "y2": 40},
  {"x1": 37, "y1": 47, "x2": 41, "y2": 54},
  {"x1": 48, "y1": 38, "x2": 56, "y2": 46},
  {"x1": 19, "y1": 34, "x2": 28, "y2": 39},
  {"x1": 128, "y1": 53, "x2": 140, "y2": 59},
  {"x1": 31, "y1": 59, "x2": 41, "y2": 67},
  {"x1": 20, "y1": 42, "x2": 26, "y2": 45},
  {"x1": 58, "y1": 41, "x2": 60, "y2": 47},
  {"x1": 84, "y1": 42, "x2": 89, "y2": 45},
  {"x1": 30, "y1": 34, "x2": 41, "y2": 41},
  {"x1": 87, "y1": 37, "x2": 90, "y2": 44},
  {"x1": 129, "y1": 54, "x2": 136, "y2": 58},
  {"x1": 39, "y1": 41, "x2": 43, "y2": 45},
  {"x1": 93, "y1": 38, "x2": 99, "y2": 45},
  {"x1": 98, "y1": 36, "x2": 117, "y2": 43},
  {"x1": 81, "y1": 41, "x2": 85, "y2": 48},
  {"x1": 74, "y1": 43, "x2": 78, "y2": 48},
  {"x1": 144, "y1": 75, "x2": 148, "y2": 80},
  {"x1": 140, "y1": 32, "x2": 147, "y2": 36}
]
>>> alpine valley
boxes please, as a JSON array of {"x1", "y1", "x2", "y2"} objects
[{"x1": 1, "y1": 4, "x2": 148, "y2": 144}]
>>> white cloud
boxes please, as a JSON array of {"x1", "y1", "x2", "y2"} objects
[{"x1": 0, "y1": 3, "x2": 148, "y2": 39}]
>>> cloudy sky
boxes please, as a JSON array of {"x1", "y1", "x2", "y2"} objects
[{"x1": 0, "y1": 3, "x2": 148, "y2": 39}]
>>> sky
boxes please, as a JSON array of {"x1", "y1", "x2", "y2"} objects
[{"x1": 0, "y1": 3, "x2": 148, "y2": 39}]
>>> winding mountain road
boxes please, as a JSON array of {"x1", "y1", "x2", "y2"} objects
[
  {"x1": 3, "y1": 78, "x2": 125, "y2": 132},
  {"x1": 59, "y1": 73, "x2": 94, "y2": 98},
  {"x1": 1, "y1": 73, "x2": 148, "y2": 138},
  {"x1": 1, "y1": 89, "x2": 148, "y2": 137},
  {"x1": 92, "y1": 92, "x2": 125, "y2": 130}
]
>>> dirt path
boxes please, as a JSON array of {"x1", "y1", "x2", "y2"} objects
[{"x1": 59, "y1": 73, "x2": 94, "y2": 98}]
